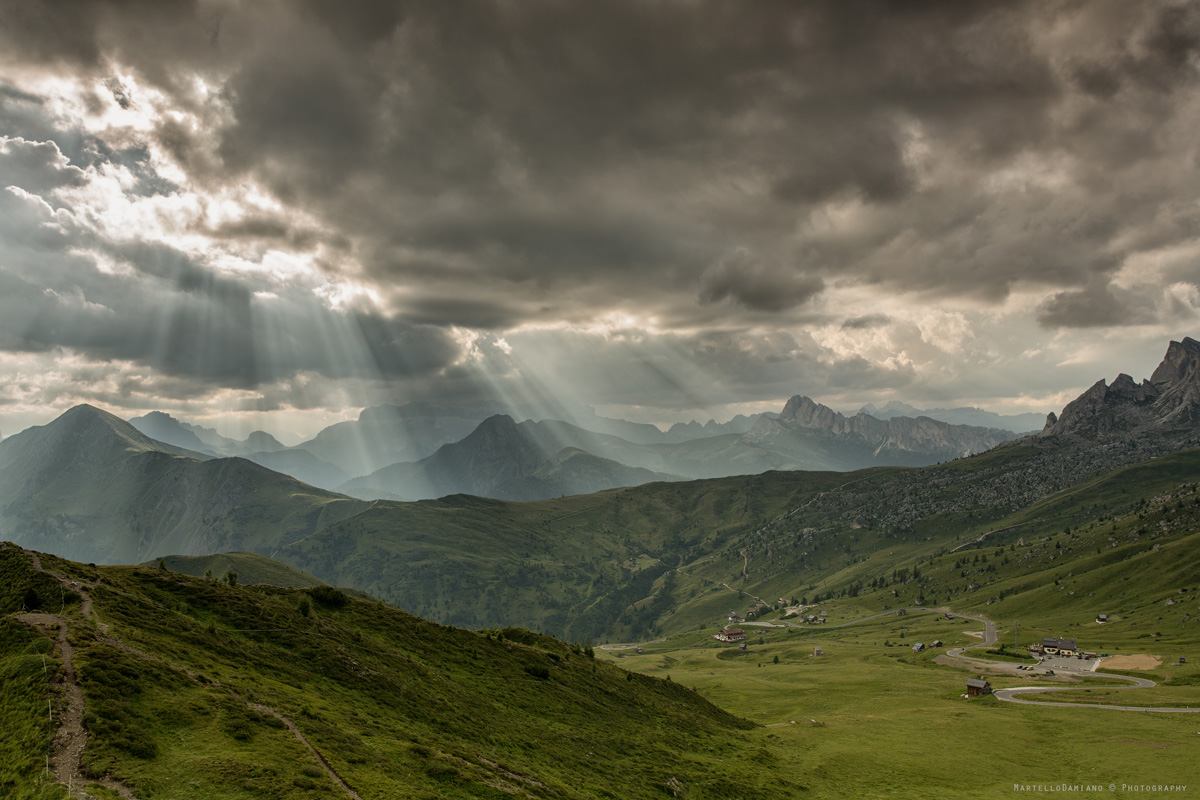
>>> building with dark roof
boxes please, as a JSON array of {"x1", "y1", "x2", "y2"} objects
[{"x1": 1041, "y1": 637, "x2": 1078, "y2": 655}]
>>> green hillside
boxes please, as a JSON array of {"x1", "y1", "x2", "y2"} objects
[
  {"x1": 145, "y1": 552, "x2": 331, "y2": 589},
  {"x1": 1, "y1": 543, "x2": 788, "y2": 800},
  {"x1": 276, "y1": 442, "x2": 1200, "y2": 645},
  {"x1": 7, "y1": 404, "x2": 1200, "y2": 649},
  {"x1": 277, "y1": 469, "x2": 845, "y2": 639},
  {"x1": 0, "y1": 406, "x2": 372, "y2": 564}
]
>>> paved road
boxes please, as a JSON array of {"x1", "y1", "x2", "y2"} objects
[
  {"x1": 828, "y1": 606, "x2": 995, "y2": 646},
  {"x1": 993, "y1": 674, "x2": 1200, "y2": 713},
  {"x1": 821, "y1": 605, "x2": 1200, "y2": 713}
]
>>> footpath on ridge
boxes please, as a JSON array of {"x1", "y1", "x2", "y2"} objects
[{"x1": 11, "y1": 546, "x2": 366, "y2": 800}]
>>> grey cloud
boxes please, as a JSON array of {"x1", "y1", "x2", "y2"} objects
[
  {"x1": 2, "y1": 0, "x2": 1200, "y2": 422},
  {"x1": 771, "y1": 118, "x2": 914, "y2": 206},
  {"x1": 1036, "y1": 281, "x2": 1158, "y2": 329},
  {"x1": 0, "y1": 137, "x2": 87, "y2": 193},
  {"x1": 842, "y1": 314, "x2": 893, "y2": 331},
  {"x1": 0, "y1": 255, "x2": 464, "y2": 388},
  {"x1": 699, "y1": 251, "x2": 824, "y2": 312},
  {"x1": 52, "y1": 1, "x2": 1072, "y2": 315},
  {"x1": 10, "y1": 0, "x2": 1192, "y2": 319},
  {"x1": 394, "y1": 296, "x2": 531, "y2": 331},
  {"x1": 0, "y1": 168, "x2": 463, "y2": 392}
]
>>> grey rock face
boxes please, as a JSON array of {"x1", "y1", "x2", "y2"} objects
[
  {"x1": 774, "y1": 395, "x2": 1014, "y2": 459},
  {"x1": 1043, "y1": 337, "x2": 1200, "y2": 439}
]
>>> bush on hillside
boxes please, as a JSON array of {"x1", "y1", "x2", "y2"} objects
[{"x1": 308, "y1": 586, "x2": 349, "y2": 608}]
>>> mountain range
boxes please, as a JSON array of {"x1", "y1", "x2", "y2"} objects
[
  {"x1": 859, "y1": 401, "x2": 1046, "y2": 433},
  {"x1": 128, "y1": 391, "x2": 1022, "y2": 502},
  {"x1": 0, "y1": 405, "x2": 369, "y2": 565},
  {"x1": 129, "y1": 411, "x2": 352, "y2": 491},
  {"x1": 4, "y1": 337, "x2": 1200, "y2": 639},
  {"x1": 334, "y1": 395, "x2": 1017, "y2": 501},
  {"x1": 339, "y1": 414, "x2": 682, "y2": 501}
]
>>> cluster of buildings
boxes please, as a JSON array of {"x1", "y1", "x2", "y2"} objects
[{"x1": 1029, "y1": 637, "x2": 1098, "y2": 659}]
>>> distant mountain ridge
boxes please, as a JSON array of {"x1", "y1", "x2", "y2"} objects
[
  {"x1": 738, "y1": 395, "x2": 1017, "y2": 467},
  {"x1": 129, "y1": 411, "x2": 348, "y2": 490},
  {"x1": 340, "y1": 395, "x2": 1021, "y2": 501},
  {"x1": 859, "y1": 401, "x2": 1045, "y2": 433},
  {"x1": 128, "y1": 411, "x2": 287, "y2": 457},
  {"x1": 663, "y1": 414, "x2": 763, "y2": 442},
  {"x1": 340, "y1": 414, "x2": 680, "y2": 501},
  {"x1": 0, "y1": 406, "x2": 368, "y2": 564}
]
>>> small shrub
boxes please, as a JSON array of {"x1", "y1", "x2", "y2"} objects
[
  {"x1": 21, "y1": 588, "x2": 39, "y2": 611},
  {"x1": 524, "y1": 665, "x2": 550, "y2": 680},
  {"x1": 308, "y1": 586, "x2": 348, "y2": 608}
]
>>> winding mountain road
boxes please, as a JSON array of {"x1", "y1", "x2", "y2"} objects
[
  {"x1": 989, "y1": 675, "x2": 1200, "y2": 712},
  {"x1": 820, "y1": 605, "x2": 1200, "y2": 713}
]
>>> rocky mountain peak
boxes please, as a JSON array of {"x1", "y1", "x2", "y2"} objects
[
  {"x1": 1150, "y1": 336, "x2": 1200, "y2": 388},
  {"x1": 1043, "y1": 337, "x2": 1200, "y2": 437},
  {"x1": 779, "y1": 396, "x2": 847, "y2": 432},
  {"x1": 766, "y1": 393, "x2": 1014, "y2": 462},
  {"x1": 243, "y1": 430, "x2": 285, "y2": 452}
]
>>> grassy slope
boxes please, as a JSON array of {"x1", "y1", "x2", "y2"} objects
[
  {"x1": 2, "y1": 545, "x2": 793, "y2": 800},
  {"x1": 0, "y1": 547, "x2": 69, "y2": 799},
  {"x1": 657, "y1": 448, "x2": 1200, "y2": 637},
  {"x1": 0, "y1": 617, "x2": 61, "y2": 800},
  {"x1": 270, "y1": 439, "x2": 1116, "y2": 637},
  {"x1": 147, "y1": 553, "x2": 331, "y2": 588},
  {"x1": 277, "y1": 470, "x2": 847, "y2": 639},
  {"x1": 271, "y1": 444, "x2": 1200, "y2": 644}
]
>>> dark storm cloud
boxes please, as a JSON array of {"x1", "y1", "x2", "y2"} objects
[
  {"x1": 5, "y1": 0, "x2": 1197, "y2": 327},
  {"x1": 1036, "y1": 280, "x2": 1178, "y2": 330},
  {"x1": 2, "y1": 0, "x2": 1200, "y2": 422},
  {"x1": 1037, "y1": 284, "x2": 1130, "y2": 329},
  {"x1": 842, "y1": 314, "x2": 892, "y2": 331},
  {"x1": 699, "y1": 250, "x2": 824, "y2": 312}
]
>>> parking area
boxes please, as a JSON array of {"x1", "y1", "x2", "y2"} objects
[{"x1": 1036, "y1": 653, "x2": 1099, "y2": 673}]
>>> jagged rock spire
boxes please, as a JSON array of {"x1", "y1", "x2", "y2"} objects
[{"x1": 1043, "y1": 337, "x2": 1200, "y2": 437}]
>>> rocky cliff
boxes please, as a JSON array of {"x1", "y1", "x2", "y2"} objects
[
  {"x1": 1042, "y1": 337, "x2": 1200, "y2": 438},
  {"x1": 747, "y1": 395, "x2": 1015, "y2": 461}
]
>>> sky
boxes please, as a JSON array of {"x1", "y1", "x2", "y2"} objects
[{"x1": 1, "y1": 0, "x2": 1198, "y2": 440}]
